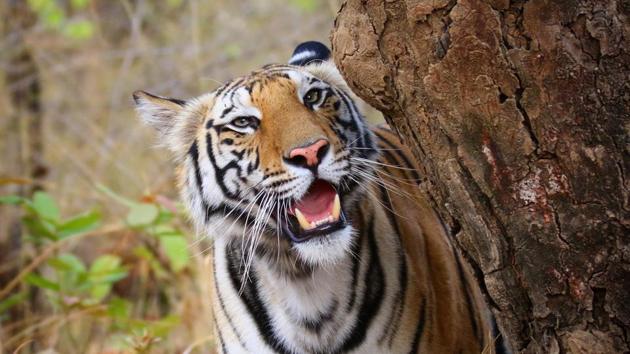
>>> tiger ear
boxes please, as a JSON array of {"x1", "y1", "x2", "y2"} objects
[
  {"x1": 288, "y1": 41, "x2": 331, "y2": 66},
  {"x1": 133, "y1": 90, "x2": 186, "y2": 136}
]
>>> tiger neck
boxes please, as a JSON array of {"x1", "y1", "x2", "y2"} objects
[{"x1": 211, "y1": 193, "x2": 409, "y2": 352}]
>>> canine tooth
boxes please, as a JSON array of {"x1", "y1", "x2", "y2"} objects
[
  {"x1": 294, "y1": 208, "x2": 314, "y2": 230},
  {"x1": 332, "y1": 194, "x2": 341, "y2": 221}
]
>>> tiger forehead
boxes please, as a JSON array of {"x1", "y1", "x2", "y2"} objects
[
  {"x1": 216, "y1": 70, "x2": 294, "y2": 96},
  {"x1": 211, "y1": 72, "x2": 301, "y2": 115},
  {"x1": 248, "y1": 75, "x2": 297, "y2": 104}
]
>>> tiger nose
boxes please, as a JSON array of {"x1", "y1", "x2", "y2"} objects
[{"x1": 286, "y1": 139, "x2": 330, "y2": 168}]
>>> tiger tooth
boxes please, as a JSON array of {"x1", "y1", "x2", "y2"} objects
[
  {"x1": 294, "y1": 208, "x2": 314, "y2": 230},
  {"x1": 332, "y1": 194, "x2": 341, "y2": 221}
]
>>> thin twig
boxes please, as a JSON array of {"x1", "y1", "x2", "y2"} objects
[
  {"x1": 0, "y1": 224, "x2": 125, "y2": 300},
  {"x1": 4, "y1": 305, "x2": 107, "y2": 349}
]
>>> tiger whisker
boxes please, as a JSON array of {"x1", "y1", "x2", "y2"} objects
[
  {"x1": 352, "y1": 165, "x2": 418, "y2": 198},
  {"x1": 351, "y1": 156, "x2": 418, "y2": 171},
  {"x1": 193, "y1": 187, "x2": 267, "y2": 258},
  {"x1": 347, "y1": 158, "x2": 422, "y2": 186},
  {"x1": 348, "y1": 146, "x2": 403, "y2": 152},
  {"x1": 347, "y1": 174, "x2": 409, "y2": 221},
  {"x1": 350, "y1": 159, "x2": 421, "y2": 188},
  {"x1": 241, "y1": 191, "x2": 277, "y2": 291},
  {"x1": 190, "y1": 179, "x2": 267, "y2": 249}
]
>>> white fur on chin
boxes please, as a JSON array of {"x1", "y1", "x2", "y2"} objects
[{"x1": 291, "y1": 226, "x2": 355, "y2": 267}]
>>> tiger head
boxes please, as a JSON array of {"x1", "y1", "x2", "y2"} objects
[{"x1": 134, "y1": 42, "x2": 377, "y2": 267}]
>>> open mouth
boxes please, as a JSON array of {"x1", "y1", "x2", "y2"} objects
[{"x1": 282, "y1": 179, "x2": 347, "y2": 243}]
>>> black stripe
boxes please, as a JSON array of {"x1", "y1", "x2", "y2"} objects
[
  {"x1": 334, "y1": 88, "x2": 363, "y2": 133},
  {"x1": 206, "y1": 132, "x2": 241, "y2": 199},
  {"x1": 221, "y1": 105, "x2": 234, "y2": 118},
  {"x1": 212, "y1": 314, "x2": 227, "y2": 354},
  {"x1": 225, "y1": 245, "x2": 292, "y2": 354},
  {"x1": 340, "y1": 211, "x2": 385, "y2": 352},
  {"x1": 215, "y1": 81, "x2": 231, "y2": 97},
  {"x1": 379, "y1": 147, "x2": 420, "y2": 184},
  {"x1": 373, "y1": 129, "x2": 422, "y2": 182},
  {"x1": 168, "y1": 97, "x2": 186, "y2": 106},
  {"x1": 454, "y1": 251, "x2": 483, "y2": 347},
  {"x1": 266, "y1": 177, "x2": 298, "y2": 189},
  {"x1": 335, "y1": 88, "x2": 366, "y2": 147},
  {"x1": 270, "y1": 72, "x2": 291, "y2": 81},
  {"x1": 297, "y1": 299, "x2": 338, "y2": 334},
  {"x1": 376, "y1": 184, "x2": 408, "y2": 346},
  {"x1": 231, "y1": 149, "x2": 245, "y2": 160},
  {"x1": 492, "y1": 314, "x2": 511, "y2": 354},
  {"x1": 346, "y1": 216, "x2": 364, "y2": 311},
  {"x1": 213, "y1": 249, "x2": 246, "y2": 348},
  {"x1": 188, "y1": 141, "x2": 204, "y2": 193},
  {"x1": 408, "y1": 298, "x2": 427, "y2": 354},
  {"x1": 225, "y1": 77, "x2": 246, "y2": 98},
  {"x1": 188, "y1": 141, "x2": 214, "y2": 222}
]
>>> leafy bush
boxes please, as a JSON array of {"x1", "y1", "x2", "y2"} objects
[{"x1": 0, "y1": 189, "x2": 211, "y2": 353}]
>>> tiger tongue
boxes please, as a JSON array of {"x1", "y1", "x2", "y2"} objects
[{"x1": 291, "y1": 180, "x2": 337, "y2": 223}]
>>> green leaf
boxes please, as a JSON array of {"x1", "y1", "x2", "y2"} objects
[
  {"x1": 166, "y1": 0, "x2": 183, "y2": 7},
  {"x1": 160, "y1": 235, "x2": 190, "y2": 272},
  {"x1": 126, "y1": 203, "x2": 159, "y2": 227},
  {"x1": 28, "y1": 0, "x2": 49, "y2": 12},
  {"x1": 92, "y1": 271, "x2": 127, "y2": 284},
  {"x1": 0, "y1": 195, "x2": 24, "y2": 205},
  {"x1": 89, "y1": 269, "x2": 127, "y2": 301},
  {"x1": 32, "y1": 191, "x2": 60, "y2": 222},
  {"x1": 0, "y1": 291, "x2": 28, "y2": 314},
  {"x1": 108, "y1": 297, "x2": 132, "y2": 319},
  {"x1": 71, "y1": 0, "x2": 90, "y2": 9},
  {"x1": 90, "y1": 283, "x2": 111, "y2": 301},
  {"x1": 133, "y1": 246, "x2": 167, "y2": 278},
  {"x1": 41, "y1": 4, "x2": 65, "y2": 29},
  {"x1": 89, "y1": 255, "x2": 127, "y2": 301},
  {"x1": 150, "y1": 225, "x2": 180, "y2": 237},
  {"x1": 154, "y1": 208, "x2": 174, "y2": 224},
  {"x1": 289, "y1": 0, "x2": 318, "y2": 13},
  {"x1": 146, "y1": 315, "x2": 180, "y2": 337},
  {"x1": 63, "y1": 20, "x2": 94, "y2": 40},
  {"x1": 22, "y1": 215, "x2": 58, "y2": 241},
  {"x1": 90, "y1": 255, "x2": 123, "y2": 276},
  {"x1": 25, "y1": 273, "x2": 60, "y2": 292},
  {"x1": 58, "y1": 210, "x2": 101, "y2": 238},
  {"x1": 133, "y1": 246, "x2": 153, "y2": 260},
  {"x1": 96, "y1": 184, "x2": 135, "y2": 207},
  {"x1": 48, "y1": 254, "x2": 87, "y2": 273}
]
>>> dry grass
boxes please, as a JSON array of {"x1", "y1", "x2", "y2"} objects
[
  {"x1": 2, "y1": 0, "x2": 341, "y2": 215},
  {"x1": 0, "y1": 1, "x2": 345, "y2": 353}
]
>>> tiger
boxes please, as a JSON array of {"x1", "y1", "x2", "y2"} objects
[{"x1": 133, "y1": 41, "x2": 511, "y2": 354}]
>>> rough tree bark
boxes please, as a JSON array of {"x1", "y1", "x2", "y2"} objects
[{"x1": 331, "y1": 1, "x2": 629, "y2": 353}]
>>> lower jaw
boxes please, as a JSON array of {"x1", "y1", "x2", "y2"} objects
[{"x1": 281, "y1": 211, "x2": 347, "y2": 243}]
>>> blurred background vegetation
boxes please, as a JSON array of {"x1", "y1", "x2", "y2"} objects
[{"x1": 0, "y1": 0, "x2": 344, "y2": 352}]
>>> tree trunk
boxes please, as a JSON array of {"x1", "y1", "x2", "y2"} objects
[{"x1": 331, "y1": 1, "x2": 629, "y2": 353}]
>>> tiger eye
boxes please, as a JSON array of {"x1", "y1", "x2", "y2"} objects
[
  {"x1": 303, "y1": 89, "x2": 321, "y2": 105},
  {"x1": 231, "y1": 116, "x2": 256, "y2": 128},
  {"x1": 233, "y1": 117, "x2": 250, "y2": 127}
]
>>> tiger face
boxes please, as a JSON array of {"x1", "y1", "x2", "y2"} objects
[{"x1": 134, "y1": 58, "x2": 377, "y2": 267}]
